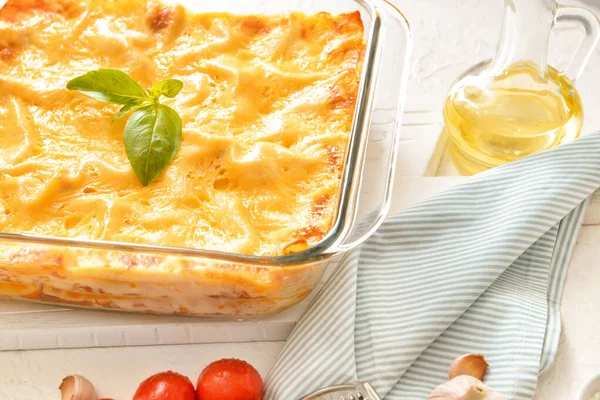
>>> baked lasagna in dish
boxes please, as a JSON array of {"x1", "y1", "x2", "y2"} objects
[{"x1": 0, "y1": 0, "x2": 365, "y2": 315}]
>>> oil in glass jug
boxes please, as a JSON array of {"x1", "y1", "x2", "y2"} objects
[{"x1": 443, "y1": 0, "x2": 600, "y2": 175}]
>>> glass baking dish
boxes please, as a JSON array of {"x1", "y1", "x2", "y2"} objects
[{"x1": 0, "y1": 0, "x2": 411, "y2": 317}]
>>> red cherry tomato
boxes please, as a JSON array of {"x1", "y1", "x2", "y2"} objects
[
  {"x1": 132, "y1": 371, "x2": 196, "y2": 400},
  {"x1": 196, "y1": 359, "x2": 263, "y2": 400}
]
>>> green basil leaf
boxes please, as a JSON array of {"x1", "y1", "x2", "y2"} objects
[
  {"x1": 147, "y1": 89, "x2": 157, "y2": 101},
  {"x1": 67, "y1": 69, "x2": 150, "y2": 105},
  {"x1": 68, "y1": 68, "x2": 185, "y2": 186},
  {"x1": 112, "y1": 101, "x2": 148, "y2": 123},
  {"x1": 150, "y1": 79, "x2": 184, "y2": 99},
  {"x1": 123, "y1": 104, "x2": 182, "y2": 186}
]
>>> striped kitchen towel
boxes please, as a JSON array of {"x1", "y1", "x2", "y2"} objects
[{"x1": 264, "y1": 132, "x2": 600, "y2": 400}]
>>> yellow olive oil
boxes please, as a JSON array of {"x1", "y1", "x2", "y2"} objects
[{"x1": 443, "y1": 63, "x2": 583, "y2": 175}]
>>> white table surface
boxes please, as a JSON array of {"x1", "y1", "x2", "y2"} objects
[{"x1": 2, "y1": 0, "x2": 600, "y2": 399}]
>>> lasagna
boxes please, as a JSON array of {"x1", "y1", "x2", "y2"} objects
[{"x1": 0, "y1": 0, "x2": 365, "y2": 315}]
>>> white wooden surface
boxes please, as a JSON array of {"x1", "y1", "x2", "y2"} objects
[{"x1": 1, "y1": 0, "x2": 600, "y2": 398}]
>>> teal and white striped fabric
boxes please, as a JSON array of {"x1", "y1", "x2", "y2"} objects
[{"x1": 264, "y1": 132, "x2": 600, "y2": 400}]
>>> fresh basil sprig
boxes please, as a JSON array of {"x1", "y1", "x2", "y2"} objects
[{"x1": 67, "y1": 69, "x2": 184, "y2": 186}]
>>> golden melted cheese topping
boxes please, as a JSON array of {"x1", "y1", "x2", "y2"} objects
[{"x1": 0, "y1": 0, "x2": 364, "y2": 256}]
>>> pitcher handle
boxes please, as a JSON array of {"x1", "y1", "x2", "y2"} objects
[{"x1": 554, "y1": 5, "x2": 600, "y2": 82}]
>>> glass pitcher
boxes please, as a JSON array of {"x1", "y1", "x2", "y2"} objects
[{"x1": 443, "y1": 0, "x2": 600, "y2": 175}]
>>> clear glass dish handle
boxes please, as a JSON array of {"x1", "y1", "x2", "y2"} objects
[
  {"x1": 554, "y1": 4, "x2": 600, "y2": 81},
  {"x1": 328, "y1": 0, "x2": 412, "y2": 254}
]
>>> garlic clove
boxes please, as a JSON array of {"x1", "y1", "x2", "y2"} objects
[
  {"x1": 449, "y1": 353, "x2": 489, "y2": 381},
  {"x1": 59, "y1": 375, "x2": 97, "y2": 400},
  {"x1": 461, "y1": 384, "x2": 489, "y2": 400},
  {"x1": 428, "y1": 375, "x2": 507, "y2": 400}
]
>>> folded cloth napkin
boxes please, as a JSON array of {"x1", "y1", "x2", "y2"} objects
[{"x1": 264, "y1": 132, "x2": 600, "y2": 400}]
